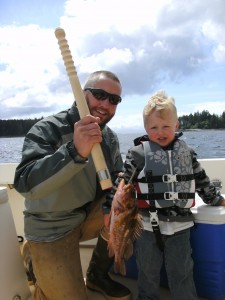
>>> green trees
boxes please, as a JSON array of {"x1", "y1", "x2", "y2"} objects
[
  {"x1": 0, "y1": 118, "x2": 42, "y2": 137},
  {"x1": 0, "y1": 110, "x2": 224, "y2": 137},
  {"x1": 179, "y1": 110, "x2": 225, "y2": 130}
]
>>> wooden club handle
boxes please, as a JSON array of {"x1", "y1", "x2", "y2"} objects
[{"x1": 55, "y1": 27, "x2": 112, "y2": 190}]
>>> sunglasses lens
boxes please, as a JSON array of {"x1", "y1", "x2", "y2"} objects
[
  {"x1": 85, "y1": 88, "x2": 121, "y2": 105},
  {"x1": 109, "y1": 95, "x2": 121, "y2": 105},
  {"x1": 92, "y1": 90, "x2": 108, "y2": 100}
]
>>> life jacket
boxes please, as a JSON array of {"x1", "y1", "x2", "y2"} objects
[{"x1": 135, "y1": 139, "x2": 195, "y2": 209}]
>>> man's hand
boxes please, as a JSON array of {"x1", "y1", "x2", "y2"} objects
[{"x1": 73, "y1": 115, "x2": 102, "y2": 158}]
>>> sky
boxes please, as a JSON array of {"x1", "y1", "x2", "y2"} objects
[{"x1": 0, "y1": 0, "x2": 225, "y2": 132}]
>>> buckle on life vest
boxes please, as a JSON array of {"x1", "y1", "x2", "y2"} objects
[
  {"x1": 164, "y1": 192, "x2": 179, "y2": 200},
  {"x1": 162, "y1": 174, "x2": 178, "y2": 183},
  {"x1": 149, "y1": 211, "x2": 159, "y2": 227}
]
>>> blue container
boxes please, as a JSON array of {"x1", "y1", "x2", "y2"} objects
[
  {"x1": 190, "y1": 202, "x2": 225, "y2": 300},
  {"x1": 123, "y1": 251, "x2": 139, "y2": 279}
]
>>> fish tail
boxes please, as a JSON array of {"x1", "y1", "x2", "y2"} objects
[{"x1": 114, "y1": 259, "x2": 127, "y2": 276}]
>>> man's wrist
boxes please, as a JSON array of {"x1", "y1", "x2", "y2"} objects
[{"x1": 66, "y1": 141, "x2": 87, "y2": 163}]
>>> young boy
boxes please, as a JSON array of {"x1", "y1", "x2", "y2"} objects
[{"x1": 121, "y1": 90, "x2": 225, "y2": 300}]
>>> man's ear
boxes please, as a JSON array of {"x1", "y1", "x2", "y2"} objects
[{"x1": 176, "y1": 120, "x2": 180, "y2": 130}]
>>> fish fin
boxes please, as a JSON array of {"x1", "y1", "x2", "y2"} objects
[
  {"x1": 123, "y1": 240, "x2": 133, "y2": 260},
  {"x1": 132, "y1": 215, "x2": 144, "y2": 240},
  {"x1": 107, "y1": 240, "x2": 115, "y2": 257},
  {"x1": 113, "y1": 255, "x2": 120, "y2": 274},
  {"x1": 120, "y1": 260, "x2": 127, "y2": 276},
  {"x1": 107, "y1": 210, "x2": 112, "y2": 228}
]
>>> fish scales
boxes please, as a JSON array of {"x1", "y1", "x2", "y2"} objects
[{"x1": 108, "y1": 178, "x2": 143, "y2": 276}]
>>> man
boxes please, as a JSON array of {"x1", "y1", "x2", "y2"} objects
[{"x1": 14, "y1": 70, "x2": 131, "y2": 300}]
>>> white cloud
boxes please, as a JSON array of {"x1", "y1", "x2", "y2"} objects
[
  {"x1": 109, "y1": 113, "x2": 144, "y2": 132},
  {"x1": 202, "y1": 20, "x2": 225, "y2": 63},
  {"x1": 0, "y1": 0, "x2": 225, "y2": 125},
  {"x1": 191, "y1": 101, "x2": 225, "y2": 116},
  {"x1": 78, "y1": 48, "x2": 133, "y2": 73},
  {"x1": 63, "y1": 0, "x2": 170, "y2": 34}
]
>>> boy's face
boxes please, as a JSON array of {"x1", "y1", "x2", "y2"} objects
[{"x1": 145, "y1": 110, "x2": 179, "y2": 147}]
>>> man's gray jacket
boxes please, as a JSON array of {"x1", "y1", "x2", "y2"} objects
[{"x1": 14, "y1": 103, "x2": 123, "y2": 241}]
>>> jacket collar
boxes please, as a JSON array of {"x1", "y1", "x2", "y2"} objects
[{"x1": 67, "y1": 102, "x2": 107, "y2": 131}]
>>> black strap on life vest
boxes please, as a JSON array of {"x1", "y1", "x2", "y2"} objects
[
  {"x1": 149, "y1": 207, "x2": 164, "y2": 252},
  {"x1": 137, "y1": 173, "x2": 194, "y2": 183},
  {"x1": 136, "y1": 192, "x2": 195, "y2": 201}
]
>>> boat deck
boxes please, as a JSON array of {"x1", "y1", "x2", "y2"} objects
[
  {"x1": 83, "y1": 246, "x2": 208, "y2": 300},
  {"x1": 28, "y1": 244, "x2": 207, "y2": 300},
  {"x1": 81, "y1": 246, "x2": 171, "y2": 300}
]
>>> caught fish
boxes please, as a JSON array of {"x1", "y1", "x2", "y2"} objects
[{"x1": 107, "y1": 178, "x2": 143, "y2": 276}]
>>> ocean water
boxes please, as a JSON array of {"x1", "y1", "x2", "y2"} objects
[
  {"x1": 118, "y1": 129, "x2": 225, "y2": 160},
  {"x1": 0, "y1": 130, "x2": 224, "y2": 163}
]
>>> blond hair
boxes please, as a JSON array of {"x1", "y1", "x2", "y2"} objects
[{"x1": 143, "y1": 90, "x2": 178, "y2": 127}]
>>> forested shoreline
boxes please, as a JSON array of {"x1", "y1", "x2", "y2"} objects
[{"x1": 0, "y1": 110, "x2": 225, "y2": 137}]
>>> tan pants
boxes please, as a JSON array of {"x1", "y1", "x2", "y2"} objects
[{"x1": 28, "y1": 196, "x2": 107, "y2": 300}]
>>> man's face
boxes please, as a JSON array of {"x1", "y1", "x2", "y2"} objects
[{"x1": 85, "y1": 78, "x2": 122, "y2": 126}]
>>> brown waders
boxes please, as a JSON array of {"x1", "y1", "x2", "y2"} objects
[{"x1": 22, "y1": 196, "x2": 131, "y2": 300}]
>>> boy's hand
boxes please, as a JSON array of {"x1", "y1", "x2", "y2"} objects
[{"x1": 220, "y1": 198, "x2": 225, "y2": 206}]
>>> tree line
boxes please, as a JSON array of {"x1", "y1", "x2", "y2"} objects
[
  {"x1": 178, "y1": 110, "x2": 225, "y2": 129},
  {"x1": 0, "y1": 118, "x2": 43, "y2": 137},
  {"x1": 0, "y1": 110, "x2": 225, "y2": 137}
]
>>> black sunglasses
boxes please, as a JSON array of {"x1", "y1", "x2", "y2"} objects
[{"x1": 84, "y1": 87, "x2": 122, "y2": 105}]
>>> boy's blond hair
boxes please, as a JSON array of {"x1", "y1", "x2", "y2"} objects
[{"x1": 143, "y1": 90, "x2": 178, "y2": 127}]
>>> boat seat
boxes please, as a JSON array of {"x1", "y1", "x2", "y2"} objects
[{"x1": 0, "y1": 187, "x2": 31, "y2": 300}]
